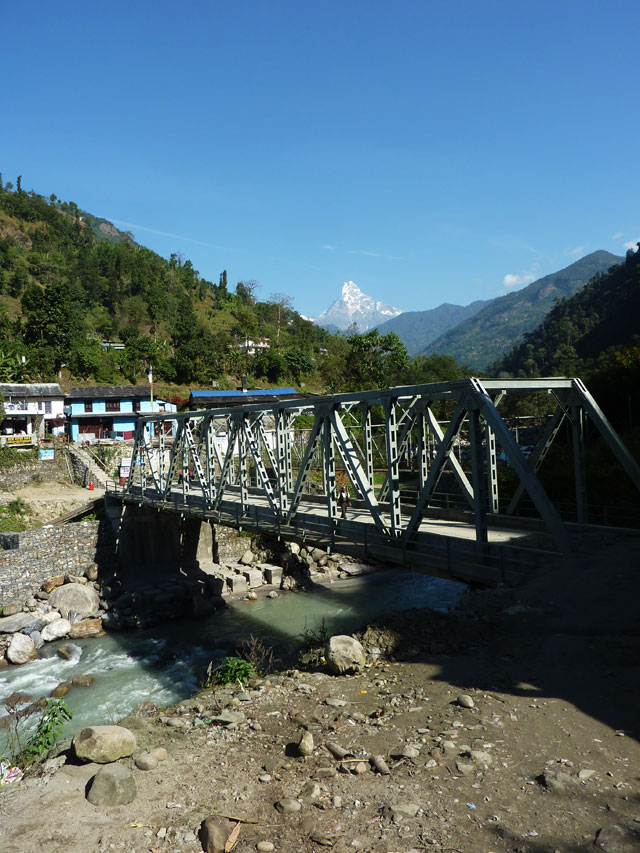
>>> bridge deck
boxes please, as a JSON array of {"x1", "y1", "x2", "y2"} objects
[{"x1": 111, "y1": 482, "x2": 556, "y2": 587}]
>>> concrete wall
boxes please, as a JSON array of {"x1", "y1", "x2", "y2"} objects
[{"x1": 105, "y1": 499, "x2": 255, "y2": 575}]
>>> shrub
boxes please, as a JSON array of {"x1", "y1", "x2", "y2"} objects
[{"x1": 201, "y1": 656, "x2": 257, "y2": 688}]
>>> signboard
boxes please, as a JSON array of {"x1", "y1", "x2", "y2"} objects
[
  {"x1": 39, "y1": 447, "x2": 55, "y2": 461},
  {"x1": 5, "y1": 435, "x2": 34, "y2": 446}
]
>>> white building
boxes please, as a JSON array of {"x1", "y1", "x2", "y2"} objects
[{"x1": 0, "y1": 383, "x2": 66, "y2": 446}]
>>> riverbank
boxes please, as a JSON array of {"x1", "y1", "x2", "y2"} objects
[{"x1": 1, "y1": 527, "x2": 639, "y2": 852}]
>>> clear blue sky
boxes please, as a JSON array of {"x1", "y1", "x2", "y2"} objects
[{"x1": 2, "y1": 1, "x2": 638, "y2": 317}]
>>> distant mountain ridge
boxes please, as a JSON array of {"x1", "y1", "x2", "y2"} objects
[
  {"x1": 315, "y1": 281, "x2": 402, "y2": 332},
  {"x1": 375, "y1": 300, "x2": 490, "y2": 356},
  {"x1": 424, "y1": 250, "x2": 623, "y2": 369}
]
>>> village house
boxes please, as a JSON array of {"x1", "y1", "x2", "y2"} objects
[
  {"x1": 66, "y1": 385, "x2": 177, "y2": 442},
  {"x1": 0, "y1": 383, "x2": 66, "y2": 447}
]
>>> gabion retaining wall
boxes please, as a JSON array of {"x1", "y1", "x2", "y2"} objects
[{"x1": 0, "y1": 521, "x2": 114, "y2": 607}]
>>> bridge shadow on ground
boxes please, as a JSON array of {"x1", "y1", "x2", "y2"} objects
[{"x1": 374, "y1": 527, "x2": 640, "y2": 741}]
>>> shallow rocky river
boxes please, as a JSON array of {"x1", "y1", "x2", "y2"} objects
[{"x1": 0, "y1": 569, "x2": 463, "y2": 738}]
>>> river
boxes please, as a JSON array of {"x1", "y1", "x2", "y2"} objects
[{"x1": 0, "y1": 569, "x2": 464, "y2": 743}]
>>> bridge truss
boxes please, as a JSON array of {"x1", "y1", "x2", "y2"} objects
[{"x1": 114, "y1": 377, "x2": 640, "y2": 584}]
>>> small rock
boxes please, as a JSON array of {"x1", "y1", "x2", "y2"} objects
[
  {"x1": 456, "y1": 694, "x2": 475, "y2": 709},
  {"x1": 211, "y1": 710, "x2": 246, "y2": 727},
  {"x1": 402, "y1": 745, "x2": 421, "y2": 759},
  {"x1": 199, "y1": 816, "x2": 237, "y2": 853},
  {"x1": 151, "y1": 747, "x2": 168, "y2": 761},
  {"x1": 309, "y1": 832, "x2": 334, "y2": 847},
  {"x1": 29, "y1": 630, "x2": 44, "y2": 650},
  {"x1": 57, "y1": 645, "x2": 75, "y2": 660},
  {"x1": 538, "y1": 770, "x2": 574, "y2": 793},
  {"x1": 300, "y1": 781, "x2": 322, "y2": 800},
  {"x1": 72, "y1": 674, "x2": 94, "y2": 688},
  {"x1": 578, "y1": 768, "x2": 596, "y2": 781},
  {"x1": 267, "y1": 591, "x2": 279, "y2": 599},
  {"x1": 383, "y1": 802, "x2": 421, "y2": 820},
  {"x1": 324, "y1": 698, "x2": 347, "y2": 708},
  {"x1": 257, "y1": 843, "x2": 275, "y2": 852},
  {"x1": 134, "y1": 752, "x2": 159, "y2": 771},
  {"x1": 456, "y1": 761, "x2": 475, "y2": 776},
  {"x1": 298, "y1": 730, "x2": 314, "y2": 757},
  {"x1": 42, "y1": 576, "x2": 65, "y2": 594},
  {"x1": 275, "y1": 797, "x2": 302, "y2": 813},
  {"x1": 468, "y1": 749, "x2": 492, "y2": 768},
  {"x1": 50, "y1": 681, "x2": 72, "y2": 698},
  {"x1": 246, "y1": 591, "x2": 258, "y2": 600},
  {"x1": 258, "y1": 773, "x2": 272, "y2": 783},
  {"x1": 0, "y1": 602, "x2": 23, "y2": 617},
  {"x1": 86, "y1": 763, "x2": 136, "y2": 806}
]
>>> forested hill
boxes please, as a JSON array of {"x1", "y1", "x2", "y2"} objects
[
  {"x1": 374, "y1": 299, "x2": 489, "y2": 356},
  {"x1": 424, "y1": 250, "x2": 623, "y2": 369},
  {"x1": 0, "y1": 179, "x2": 334, "y2": 388},
  {"x1": 494, "y1": 245, "x2": 640, "y2": 377},
  {"x1": 0, "y1": 179, "x2": 472, "y2": 394}
]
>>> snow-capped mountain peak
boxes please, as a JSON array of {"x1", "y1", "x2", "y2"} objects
[{"x1": 315, "y1": 281, "x2": 402, "y2": 332}]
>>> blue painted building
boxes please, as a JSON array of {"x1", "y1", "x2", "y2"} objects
[{"x1": 67, "y1": 385, "x2": 177, "y2": 442}]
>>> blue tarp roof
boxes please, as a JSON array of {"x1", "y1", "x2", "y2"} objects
[{"x1": 191, "y1": 388, "x2": 296, "y2": 397}]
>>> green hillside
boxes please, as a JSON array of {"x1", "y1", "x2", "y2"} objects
[
  {"x1": 424, "y1": 250, "x2": 623, "y2": 369},
  {"x1": 0, "y1": 179, "x2": 331, "y2": 389},
  {"x1": 0, "y1": 178, "x2": 471, "y2": 395},
  {"x1": 494, "y1": 245, "x2": 640, "y2": 377},
  {"x1": 374, "y1": 300, "x2": 489, "y2": 356}
]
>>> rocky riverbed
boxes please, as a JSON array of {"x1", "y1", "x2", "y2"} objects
[{"x1": 1, "y1": 527, "x2": 640, "y2": 852}]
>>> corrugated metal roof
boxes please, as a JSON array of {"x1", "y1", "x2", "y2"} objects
[
  {"x1": 191, "y1": 388, "x2": 296, "y2": 397},
  {"x1": 0, "y1": 383, "x2": 64, "y2": 397},
  {"x1": 67, "y1": 385, "x2": 153, "y2": 399}
]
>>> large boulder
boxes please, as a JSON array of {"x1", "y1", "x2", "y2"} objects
[
  {"x1": 0, "y1": 613, "x2": 35, "y2": 634},
  {"x1": 86, "y1": 763, "x2": 136, "y2": 806},
  {"x1": 325, "y1": 635, "x2": 366, "y2": 675},
  {"x1": 48, "y1": 583, "x2": 100, "y2": 619},
  {"x1": 7, "y1": 632, "x2": 37, "y2": 664},
  {"x1": 73, "y1": 725, "x2": 137, "y2": 763},
  {"x1": 41, "y1": 619, "x2": 71, "y2": 642}
]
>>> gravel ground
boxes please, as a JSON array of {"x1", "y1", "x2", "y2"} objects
[{"x1": 1, "y1": 527, "x2": 639, "y2": 853}]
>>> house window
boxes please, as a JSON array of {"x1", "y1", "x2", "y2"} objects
[
  {"x1": 105, "y1": 400, "x2": 120, "y2": 412},
  {"x1": 133, "y1": 399, "x2": 140, "y2": 412},
  {"x1": 84, "y1": 401, "x2": 93, "y2": 413},
  {"x1": 44, "y1": 401, "x2": 52, "y2": 414}
]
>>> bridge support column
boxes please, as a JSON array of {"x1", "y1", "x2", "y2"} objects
[
  {"x1": 469, "y1": 408, "x2": 489, "y2": 548},
  {"x1": 571, "y1": 405, "x2": 588, "y2": 523}
]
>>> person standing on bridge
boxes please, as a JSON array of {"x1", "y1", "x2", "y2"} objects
[{"x1": 338, "y1": 485, "x2": 351, "y2": 519}]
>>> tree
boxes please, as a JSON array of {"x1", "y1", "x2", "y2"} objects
[
  {"x1": 343, "y1": 330, "x2": 409, "y2": 391},
  {"x1": 235, "y1": 280, "x2": 259, "y2": 304},
  {"x1": 268, "y1": 292, "x2": 293, "y2": 347}
]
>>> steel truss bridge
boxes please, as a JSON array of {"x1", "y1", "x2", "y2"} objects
[{"x1": 108, "y1": 378, "x2": 640, "y2": 586}]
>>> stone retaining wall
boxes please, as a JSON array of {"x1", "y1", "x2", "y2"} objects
[
  {"x1": 0, "y1": 521, "x2": 115, "y2": 607},
  {"x1": 0, "y1": 457, "x2": 70, "y2": 492}
]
